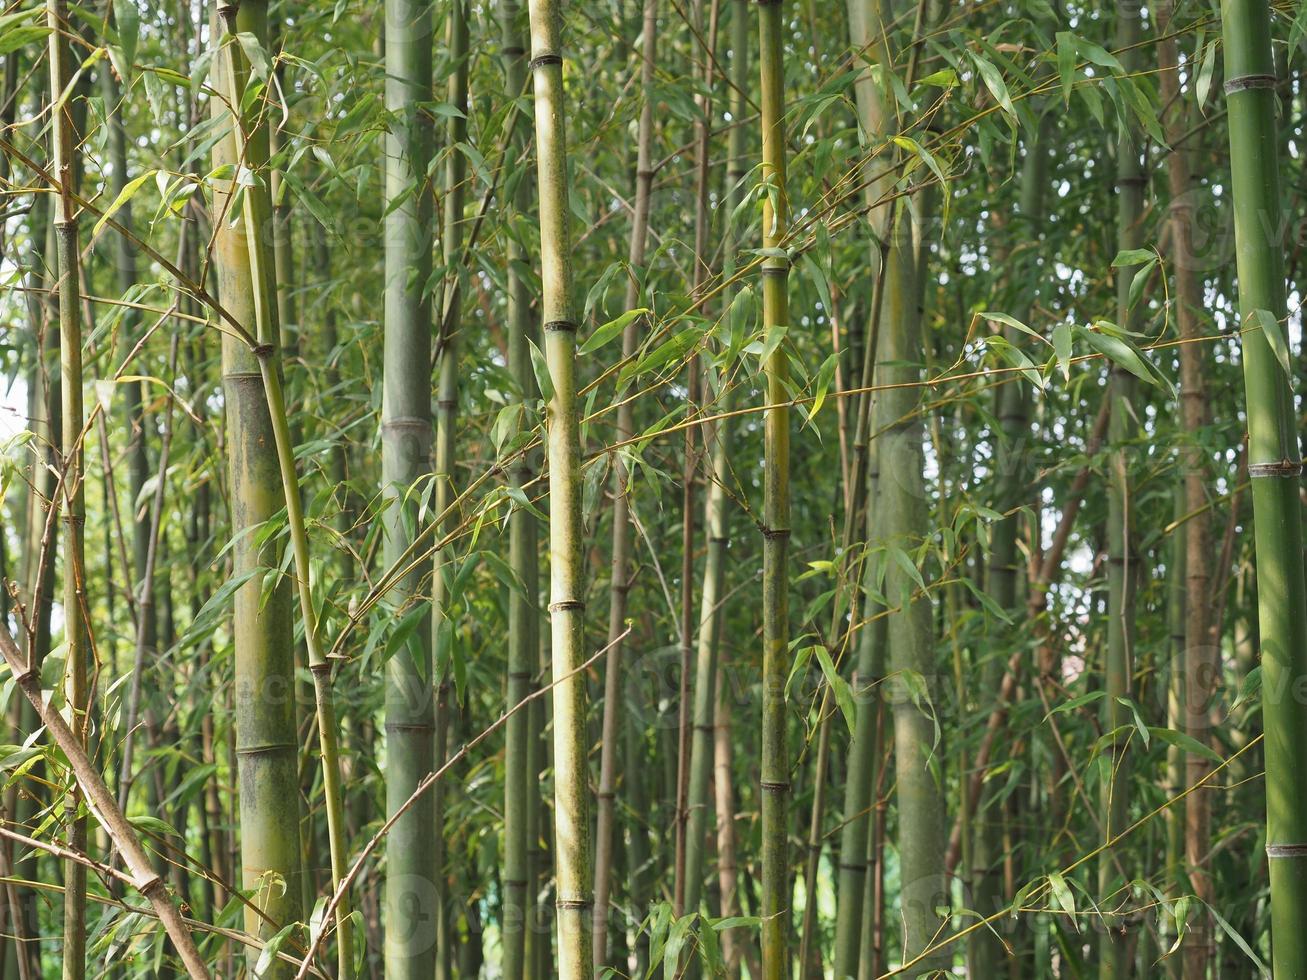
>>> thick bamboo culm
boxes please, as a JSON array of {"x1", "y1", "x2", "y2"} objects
[{"x1": 1220, "y1": 1, "x2": 1307, "y2": 975}]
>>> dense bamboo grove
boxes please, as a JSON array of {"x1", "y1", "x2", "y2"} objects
[{"x1": 7, "y1": 0, "x2": 1307, "y2": 976}]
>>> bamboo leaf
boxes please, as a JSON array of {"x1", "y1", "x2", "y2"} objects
[
  {"x1": 578, "y1": 307, "x2": 648, "y2": 356},
  {"x1": 970, "y1": 53, "x2": 1016, "y2": 119},
  {"x1": 527, "y1": 337, "x2": 554, "y2": 404},
  {"x1": 1044, "y1": 690, "x2": 1106, "y2": 719},
  {"x1": 1052, "y1": 322, "x2": 1072, "y2": 381},
  {"x1": 1147, "y1": 726, "x2": 1223, "y2": 764},
  {"x1": 1195, "y1": 39, "x2": 1218, "y2": 112},
  {"x1": 113, "y1": 0, "x2": 140, "y2": 76},
  {"x1": 1252, "y1": 308, "x2": 1292, "y2": 380},
  {"x1": 94, "y1": 170, "x2": 155, "y2": 237},
  {"x1": 1048, "y1": 872, "x2": 1078, "y2": 928},
  {"x1": 813, "y1": 644, "x2": 856, "y2": 732}
]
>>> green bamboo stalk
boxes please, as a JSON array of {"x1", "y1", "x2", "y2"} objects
[
  {"x1": 432, "y1": 5, "x2": 469, "y2": 976},
  {"x1": 682, "y1": 414, "x2": 728, "y2": 922},
  {"x1": 213, "y1": 6, "x2": 354, "y2": 970},
  {"x1": 756, "y1": 2, "x2": 791, "y2": 975},
  {"x1": 1220, "y1": 2, "x2": 1307, "y2": 976},
  {"x1": 710, "y1": 10, "x2": 749, "y2": 975},
  {"x1": 209, "y1": 9, "x2": 306, "y2": 975},
  {"x1": 593, "y1": 0, "x2": 657, "y2": 963},
  {"x1": 686, "y1": 0, "x2": 746, "y2": 944},
  {"x1": 381, "y1": 0, "x2": 437, "y2": 973},
  {"x1": 524, "y1": 0, "x2": 594, "y2": 973},
  {"x1": 499, "y1": 2, "x2": 536, "y2": 977},
  {"x1": 1099, "y1": 7, "x2": 1144, "y2": 974},
  {"x1": 971, "y1": 120, "x2": 1052, "y2": 978},
  {"x1": 45, "y1": 4, "x2": 88, "y2": 973}
]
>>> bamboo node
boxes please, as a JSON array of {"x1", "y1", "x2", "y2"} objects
[
  {"x1": 529, "y1": 54, "x2": 563, "y2": 70},
  {"x1": 1224, "y1": 73, "x2": 1278, "y2": 94},
  {"x1": 1267, "y1": 843, "x2": 1307, "y2": 858},
  {"x1": 251, "y1": 343, "x2": 275, "y2": 358},
  {"x1": 548, "y1": 599, "x2": 585, "y2": 613},
  {"x1": 1248, "y1": 459, "x2": 1302, "y2": 478},
  {"x1": 556, "y1": 897, "x2": 593, "y2": 909},
  {"x1": 544, "y1": 319, "x2": 578, "y2": 333},
  {"x1": 760, "y1": 779, "x2": 789, "y2": 793},
  {"x1": 759, "y1": 525, "x2": 791, "y2": 541}
]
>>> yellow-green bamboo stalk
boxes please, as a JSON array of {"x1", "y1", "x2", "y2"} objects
[
  {"x1": 594, "y1": 0, "x2": 658, "y2": 965},
  {"x1": 46, "y1": 4, "x2": 88, "y2": 973},
  {"x1": 524, "y1": 0, "x2": 593, "y2": 973}
]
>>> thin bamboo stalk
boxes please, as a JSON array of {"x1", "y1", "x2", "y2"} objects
[
  {"x1": 1220, "y1": 2, "x2": 1307, "y2": 975},
  {"x1": 524, "y1": 0, "x2": 594, "y2": 973},
  {"x1": 45, "y1": 5, "x2": 88, "y2": 973},
  {"x1": 432, "y1": 4, "x2": 469, "y2": 976},
  {"x1": 381, "y1": 0, "x2": 437, "y2": 973},
  {"x1": 1099, "y1": 8, "x2": 1144, "y2": 973},
  {"x1": 593, "y1": 0, "x2": 658, "y2": 964},
  {"x1": 756, "y1": 2, "x2": 792, "y2": 975},
  {"x1": 499, "y1": 2, "x2": 537, "y2": 977},
  {"x1": 0, "y1": 626, "x2": 208, "y2": 977},
  {"x1": 1157, "y1": 4, "x2": 1217, "y2": 974}
]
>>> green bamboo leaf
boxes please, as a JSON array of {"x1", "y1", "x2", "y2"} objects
[
  {"x1": 1128, "y1": 257, "x2": 1157, "y2": 310},
  {"x1": 981, "y1": 310, "x2": 1042, "y2": 341},
  {"x1": 1043, "y1": 690, "x2": 1106, "y2": 719},
  {"x1": 1111, "y1": 247, "x2": 1155, "y2": 267},
  {"x1": 527, "y1": 337, "x2": 554, "y2": 404},
  {"x1": 1195, "y1": 39, "x2": 1218, "y2": 112},
  {"x1": 1048, "y1": 872, "x2": 1078, "y2": 929},
  {"x1": 969, "y1": 53, "x2": 1015, "y2": 119},
  {"x1": 579, "y1": 307, "x2": 648, "y2": 355},
  {"x1": 1078, "y1": 324, "x2": 1167, "y2": 390},
  {"x1": 94, "y1": 170, "x2": 155, "y2": 237},
  {"x1": 113, "y1": 0, "x2": 140, "y2": 75},
  {"x1": 813, "y1": 644, "x2": 855, "y2": 732},
  {"x1": 254, "y1": 922, "x2": 297, "y2": 977},
  {"x1": 1147, "y1": 726, "x2": 1223, "y2": 764},
  {"x1": 1056, "y1": 32, "x2": 1077, "y2": 104},
  {"x1": 1052, "y1": 322, "x2": 1072, "y2": 381},
  {"x1": 1252, "y1": 308, "x2": 1291, "y2": 379}
]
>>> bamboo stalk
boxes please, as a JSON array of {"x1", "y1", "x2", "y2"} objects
[
  {"x1": 46, "y1": 4, "x2": 89, "y2": 973},
  {"x1": 524, "y1": 0, "x2": 594, "y2": 973},
  {"x1": 1098, "y1": 7, "x2": 1144, "y2": 973},
  {"x1": 1220, "y1": 2, "x2": 1307, "y2": 975},
  {"x1": 756, "y1": 2, "x2": 792, "y2": 974},
  {"x1": 209, "y1": 8, "x2": 307, "y2": 975},
  {"x1": 1157, "y1": 4, "x2": 1217, "y2": 973},
  {"x1": 499, "y1": 3, "x2": 537, "y2": 977},
  {"x1": 381, "y1": 0, "x2": 438, "y2": 973},
  {"x1": 593, "y1": 0, "x2": 658, "y2": 964},
  {"x1": 432, "y1": 4, "x2": 469, "y2": 976}
]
